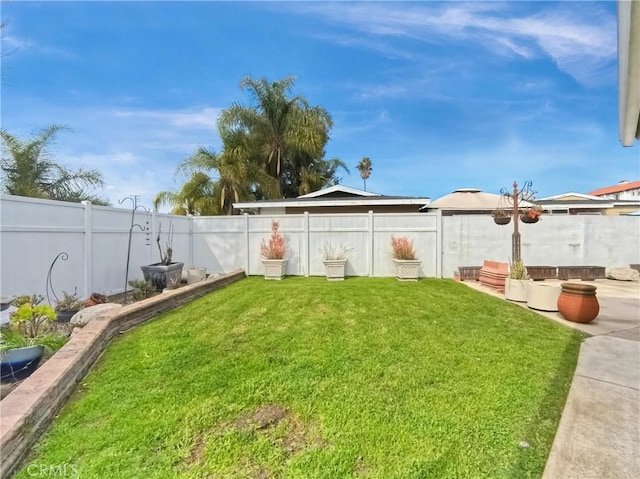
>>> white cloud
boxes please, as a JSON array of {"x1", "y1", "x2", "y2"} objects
[
  {"x1": 114, "y1": 107, "x2": 220, "y2": 129},
  {"x1": 290, "y1": 2, "x2": 616, "y2": 87}
]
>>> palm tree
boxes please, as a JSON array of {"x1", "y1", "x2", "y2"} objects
[
  {"x1": 356, "y1": 157, "x2": 372, "y2": 191},
  {"x1": 0, "y1": 125, "x2": 105, "y2": 203},
  {"x1": 218, "y1": 75, "x2": 340, "y2": 198},
  {"x1": 153, "y1": 171, "x2": 218, "y2": 215},
  {"x1": 154, "y1": 144, "x2": 265, "y2": 216}
]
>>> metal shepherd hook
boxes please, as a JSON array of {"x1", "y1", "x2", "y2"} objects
[{"x1": 118, "y1": 195, "x2": 149, "y2": 304}]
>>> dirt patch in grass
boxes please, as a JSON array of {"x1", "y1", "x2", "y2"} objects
[
  {"x1": 186, "y1": 436, "x2": 207, "y2": 466},
  {"x1": 232, "y1": 404, "x2": 289, "y2": 432},
  {"x1": 354, "y1": 455, "x2": 368, "y2": 476},
  {"x1": 187, "y1": 404, "x2": 327, "y2": 469},
  {"x1": 227, "y1": 404, "x2": 327, "y2": 455}
]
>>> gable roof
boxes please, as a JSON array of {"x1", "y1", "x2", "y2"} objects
[
  {"x1": 297, "y1": 185, "x2": 379, "y2": 198},
  {"x1": 588, "y1": 180, "x2": 640, "y2": 196},
  {"x1": 537, "y1": 192, "x2": 603, "y2": 201},
  {"x1": 233, "y1": 185, "x2": 430, "y2": 210}
]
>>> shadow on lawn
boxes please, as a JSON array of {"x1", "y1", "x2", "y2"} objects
[{"x1": 507, "y1": 328, "x2": 586, "y2": 478}]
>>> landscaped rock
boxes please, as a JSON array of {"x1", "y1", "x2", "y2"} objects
[
  {"x1": 606, "y1": 267, "x2": 640, "y2": 281},
  {"x1": 71, "y1": 303, "x2": 122, "y2": 325}
]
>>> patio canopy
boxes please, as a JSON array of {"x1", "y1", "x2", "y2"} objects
[{"x1": 422, "y1": 188, "x2": 534, "y2": 212}]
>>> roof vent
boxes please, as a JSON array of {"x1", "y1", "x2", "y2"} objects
[{"x1": 453, "y1": 188, "x2": 481, "y2": 193}]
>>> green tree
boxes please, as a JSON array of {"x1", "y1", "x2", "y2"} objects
[
  {"x1": 0, "y1": 125, "x2": 107, "y2": 204},
  {"x1": 153, "y1": 145, "x2": 269, "y2": 215},
  {"x1": 356, "y1": 157, "x2": 372, "y2": 191},
  {"x1": 218, "y1": 75, "x2": 346, "y2": 198}
]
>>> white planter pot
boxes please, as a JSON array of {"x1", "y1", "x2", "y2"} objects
[
  {"x1": 187, "y1": 267, "x2": 207, "y2": 284},
  {"x1": 262, "y1": 259, "x2": 287, "y2": 280},
  {"x1": 505, "y1": 278, "x2": 530, "y2": 302},
  {"x1": 527, "y1": 283, "x2": 561, "y2": 311},
  {"x1": 323, "y1": 259, "x2": 347, "y2": 281},
  {"x1": 393, "y1": 259, "x2": 421, "y2": 281}
]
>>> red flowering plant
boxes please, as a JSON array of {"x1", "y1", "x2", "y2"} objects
[
  {"x1": 523, "y1": 205, "x2": 543, "y2": 219},
  {"x1": 260, "y1": 220, "x2": 286, "y2": 260},
  {"x1": 390, "y1": 235, "x2": 417, "y2": 260}
]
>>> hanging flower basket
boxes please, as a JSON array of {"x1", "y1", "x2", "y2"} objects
[
  {"x1": 520, "y1": 206, "x2": 542, "y2": 224},
  {"x1": 493, "y1": 216, "x2": 511, "y2": 225},
  {"x1": 520, "y1": 214, "x2": 539, "y2": 224}
]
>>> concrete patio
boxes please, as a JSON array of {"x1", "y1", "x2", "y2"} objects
[{"x1": 464, "y1": 278, "x2": 640, "y2": 478}]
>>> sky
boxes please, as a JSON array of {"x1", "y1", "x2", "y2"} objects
[{"x1": 1, "y1": 1, "x2": 639, "y2": 210}]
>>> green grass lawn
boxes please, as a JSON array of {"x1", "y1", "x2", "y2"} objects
[{"x1": 16, "y1": 277, "x2": 586, "y2": 478}]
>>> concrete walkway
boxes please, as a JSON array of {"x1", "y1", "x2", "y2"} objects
[{"x1": 464, "y1": 279, "x2": 640, "y2": 478}]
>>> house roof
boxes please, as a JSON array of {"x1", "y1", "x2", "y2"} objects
[
  {"x1": 233, "y1": 185, "x2": 430, "y2": 210},
  {"x1": 422, "y1": 188, "x2": 534, "y2": 211},
  {"x1": 588, "y1": 180, "x2": 640, "y2": 196},
  {"x1": 537, "y1": 192, "x2": 603, "y2": 201},
  {"x1": 297, "y1": 185, "x2": 379, "y2": 198},
  {"x1": 534, "y1": 199, "x2": 614, "y2": 210},
  {"x1": 534, "y1": 198, "x2": 640, "y2": 210}
]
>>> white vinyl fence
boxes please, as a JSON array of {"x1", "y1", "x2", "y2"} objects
[{"x1": 1, "y1": 194, "x2": 639, "y2": 301}]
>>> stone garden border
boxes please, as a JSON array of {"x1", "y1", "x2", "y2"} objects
[{"x1": 0, "y1": 269, "x2": 245, "y2": 479}]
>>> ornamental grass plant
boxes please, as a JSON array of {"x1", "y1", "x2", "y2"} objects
[
  {"x1": 260, "y1": 220, "x2": 286, "y2": 260},
  {"x1": 391, "y1": 235, "x2": 417, "y2": 260}
]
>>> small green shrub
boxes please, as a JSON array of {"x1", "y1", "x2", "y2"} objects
[
  {"x1": 54, "y1": 289, "x2": 84, "y2": 311},
  {"x1": 2, "y1": 302, "x2": 67, "y2": 353},
  {"x1": 509, "y1": 260, "x2": 529, "y2": 279},
  {"x1": 128, "y1": 279, "x2": 156, "y2": 300}
]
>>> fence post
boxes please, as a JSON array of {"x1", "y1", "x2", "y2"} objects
[
  {"x1": 368, "y1": 210, "x2": 374, "y2": 277},
  {"x1": 81, "y1": 201, "x2": 93, "y2": 298},
  {"x1": 189, "y1": 214, "x2": 194, "y2": 269},
  {"x1": 304, "y1": 211, "x2": 310, "y2": 277},
  {"x1": 436, "y1": 210, "x2": 443, "y2": 278},
  {"x1": 245, "y1": 213, "x2": 250, "y2": 275}
]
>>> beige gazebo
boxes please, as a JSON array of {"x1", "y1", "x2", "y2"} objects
[{"x1": 422, "y1": 188, "x2": 533, "y2": 215}]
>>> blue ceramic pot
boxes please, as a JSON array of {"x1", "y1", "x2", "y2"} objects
[{"x1": 0, "y1": 345, "x2": 45, "y2": 382}]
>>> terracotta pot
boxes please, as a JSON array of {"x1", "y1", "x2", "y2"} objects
[
  {"x1": 557, "y1": 283, "x2": 599, "y2": 323},
  {"x1": 83, "y1": 293, "x2": 107, "y2": 308}
]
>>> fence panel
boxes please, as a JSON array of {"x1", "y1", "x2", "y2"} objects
[
  {"x1": 308, "y1": 214, "x2": 370, "y2": 277},
  {"x1": 373, "y1": 213, "x2": 439, "y2": 277},
  {"x1": 0, "y1": 197, "x2": 86, "y2": 300},
  {"x1": 192, "y1": 216, "x2": 247, "y2": 274},
  {"x1": 441, "y1": 214, "x2": 640, "y2": 278}
]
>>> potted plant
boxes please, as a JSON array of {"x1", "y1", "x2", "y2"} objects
[
  {"x1": 141, "y1": 220, "x2": 184, "y2": 291},
  {"x1": 504, "y1": 260, "x2": 530, "y2": 302},
  {"x1": 321, "y1": 242, "x2": 352, "y2": 281},
  {"x1": 54, "y1": 289, "x2": 84, "y2": 323},
  {"x1": 260, "y1": 220, "x2": 287, "y2": 280},
  {"x1": 1, "y1": 302, "x2": 67, "y2": 382},
  {"x1": 491, "y1": 209, "x2": 511, "y2": 225},
  {"x1": 520, "y1": 205, "x2": 542, "y2": 224},
  {"x1": 391, "y1": 236, "x2": 421, "y2": 281}
]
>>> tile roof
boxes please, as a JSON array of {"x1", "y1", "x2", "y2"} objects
[{"x1": 588, "y1": 181, "x2": 640, "y2": 196}]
